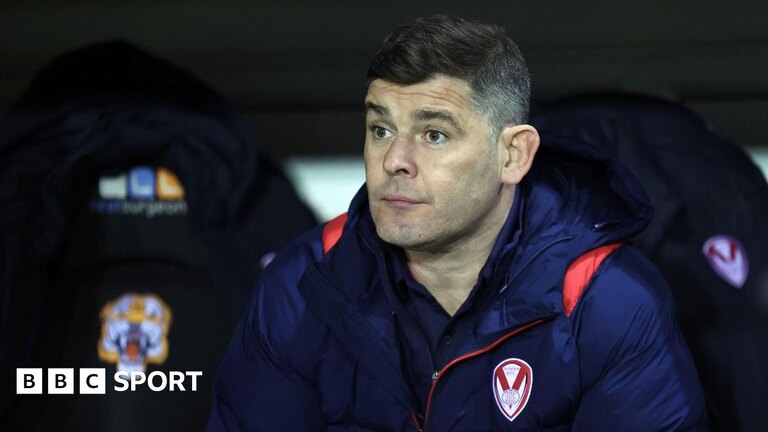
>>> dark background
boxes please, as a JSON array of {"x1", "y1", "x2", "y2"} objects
[{"x1": 2, "y1": 0, "x2": 767, "y2": 159}]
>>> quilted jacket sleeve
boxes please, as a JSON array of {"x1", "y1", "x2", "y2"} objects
[
  {"x1": 571, "y1": 246, "x2": 708, "y2": 431},
  {"x1": 207, "y1": 228, "x2": 328, "y2": 431},
  {"x1": 207, "y1": 309, "x2": 325, "y2": 431}
]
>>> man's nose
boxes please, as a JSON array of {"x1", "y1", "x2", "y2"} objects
[{"x1": 383, "y1": 137, "x2": 416, "y2": 177}]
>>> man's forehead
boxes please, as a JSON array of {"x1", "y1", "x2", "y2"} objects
[{"x1": 365, "y1": 77, "x2": 474, "y2": 115}]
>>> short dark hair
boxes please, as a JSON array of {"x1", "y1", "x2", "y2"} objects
[{"x1": 367, "y1": 15, "x2": 531, "y2": 136}]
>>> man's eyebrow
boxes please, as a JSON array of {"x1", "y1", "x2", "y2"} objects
[
  {"x1": 365, "y1": 102, "x2": 390, "y2": 117},
  {"x1": 413, "y1": 109, "x2": 461, "y2": 130}
]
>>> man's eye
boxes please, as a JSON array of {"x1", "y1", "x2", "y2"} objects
[
  {"x1": 425, "y1": 130, "x2": 447, "y2": 144},
  {"x1": 371, "y1": 126, "x2": 393, "y2": 140}
]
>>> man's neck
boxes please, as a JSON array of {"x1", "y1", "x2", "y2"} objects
[{"x1": 404, "y1": 194, "x2": 514, "y2": 316}]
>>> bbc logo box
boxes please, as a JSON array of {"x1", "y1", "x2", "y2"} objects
[
  {"x1": 17, "y1": 368, "x2": 106, "y2": 395},
  {"x1": 79, "y1": 368, "x2": 107, "y2": 394},
  {"x1": 16, "y1": 369, "x2": 43, "y2": 394}
]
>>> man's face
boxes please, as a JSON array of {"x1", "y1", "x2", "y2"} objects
[{"x1": 364, "y1": 76, "x2": 510, "y2": 253}]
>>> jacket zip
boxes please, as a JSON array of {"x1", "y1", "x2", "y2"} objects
[{"x1": 417, "y1": 317, "x2": 552, "y2": 431}]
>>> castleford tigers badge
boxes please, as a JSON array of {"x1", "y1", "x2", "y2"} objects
[
  {"x1": 703, "y1": 235, "x2": 749, "y2": 288},
  {"x1": 98, "y1": 293, "x2": 172, "y2": 372},
  {"x1": 492, "y1": 358, "x2": 532, "y2": 422}
]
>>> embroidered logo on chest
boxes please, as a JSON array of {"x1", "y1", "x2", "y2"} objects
[
  {"x1": 703, "y1": 235, "x2": 749, "y2": 288},
  {"x1": 492, "y1": 358, "x2": 532, "y2": 422}
]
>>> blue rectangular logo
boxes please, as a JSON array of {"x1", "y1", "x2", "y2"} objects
[{"x1": 128, "y1": 167, "x2": 155, "y2": 200}]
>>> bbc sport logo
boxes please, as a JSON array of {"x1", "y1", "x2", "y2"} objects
[{"x1": 17, "y1": 368, "x2": 202, "y2": 395}]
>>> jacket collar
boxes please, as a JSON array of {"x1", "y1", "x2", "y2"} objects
[{"x1": 320, "y1": 133, "x2": 653, "y2": 314}]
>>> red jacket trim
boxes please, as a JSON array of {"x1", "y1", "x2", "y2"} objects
[
  {"x1": 563, "y1": 242, "x2": 624, "y2": 317},
  {"x1": 322, "y1": 212, "x2": 348, "y2": 254}
]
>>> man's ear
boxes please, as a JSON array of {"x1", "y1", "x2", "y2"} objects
[{"x1": 499, "y1": 124, "x2": 540, "y2": 185}]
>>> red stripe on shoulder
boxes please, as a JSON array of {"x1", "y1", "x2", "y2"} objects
[
  {"x1": 563, "y1": 242, "x2": 624, "y2": 317},
  {"x1": 322, "y1": 213, "x2": 348, "y2": 254}
]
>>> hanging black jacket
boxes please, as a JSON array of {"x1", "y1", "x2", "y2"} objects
[
  {"x1": 0, "y1": 41, "x2": 316, "y2": 431},
  {"x1": 532, "y1": 94, "x2": 768, "y2": 432}
]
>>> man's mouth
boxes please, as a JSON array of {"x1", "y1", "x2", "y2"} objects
[{"x1": 381, "y1": 193, "x2": 423, "y2": 208}]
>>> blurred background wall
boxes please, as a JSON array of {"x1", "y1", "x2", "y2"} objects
[{"x1": 2, "y1": 0, "x2": 766, "y2": 219}]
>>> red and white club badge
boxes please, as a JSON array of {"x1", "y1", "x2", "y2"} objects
[
  {"x1": 703, "y1": 235, "x2": 749, "y2": 288},
  {"x1": 492, "y1": 358, "x2": 532, "y2": 422}
]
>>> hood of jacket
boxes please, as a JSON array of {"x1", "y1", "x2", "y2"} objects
[{"x1": 530, "y1": 93, "x2": 736, "y2": 254}]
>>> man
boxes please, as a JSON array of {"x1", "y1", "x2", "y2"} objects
[{"x1": 209, "y1": 16, "x2": 707, "y2": 431}]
